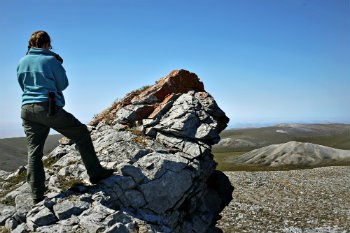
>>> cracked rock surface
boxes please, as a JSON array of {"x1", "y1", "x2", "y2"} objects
[{"x1": 0, "y1": 70, "x2": 233, "y2": 233}]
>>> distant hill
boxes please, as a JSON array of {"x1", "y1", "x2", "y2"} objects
[
  {"x1": 0, "y1": 134, "x2": 61, "y2": 172},
  {"x1": 230, "y1": 141, "x2": 350, "y2": 168},
  {"x1": 213, "y1": 123, "x2": 350, "y2": 152},
  {"x1": 213, "y1": 123, "x2": 350, "y2": 171}
]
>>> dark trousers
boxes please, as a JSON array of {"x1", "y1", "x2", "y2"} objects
[{"x1": 21, "y1": 103, "x2": 102, "y2": 199}]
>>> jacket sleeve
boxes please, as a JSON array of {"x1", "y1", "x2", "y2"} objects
[
  {"x1": 17, "y1": 64, "x2": 24, "y2": 91},
  {"x1": 52, "y1": 60, "x2": 69, "y2": 91}
]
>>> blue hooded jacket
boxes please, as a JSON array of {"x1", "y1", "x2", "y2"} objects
[{"x1": 17, "y1": 48, "x2": 68, "y2": 106}]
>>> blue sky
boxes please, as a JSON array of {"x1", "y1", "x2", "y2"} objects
[{"x1": 0, "y1": 0, "x2": 349, "y2": 137}]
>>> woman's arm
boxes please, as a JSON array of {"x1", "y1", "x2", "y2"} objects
[{"x1": 52, "y1": 60, "x2": 69, "y2": 91}]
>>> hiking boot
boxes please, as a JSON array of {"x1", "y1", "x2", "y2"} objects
[{"x1": 89, "y1": 168, "x2": 114, "y2": 184}]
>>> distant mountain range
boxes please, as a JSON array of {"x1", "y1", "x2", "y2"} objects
[{"x1": 214, "y1": 123, "x2": 350, "y2": 152}]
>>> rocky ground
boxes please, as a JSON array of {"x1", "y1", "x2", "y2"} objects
[{"x1": 217, "y1": 166, "x2": 350, "y2": 233}]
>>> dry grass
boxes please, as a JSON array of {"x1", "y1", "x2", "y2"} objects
[
  {"x1": 56, "y1": 175, "x2": 85, "y2": 192},
  {"x1": 89, "y1": 84, "x2": 151, "y2": 126},
  {"x1": 0, "y1": 171, "x2": 27, "y2": 205},
  {"x1": 43, "y1": 155, "x2": 61, "y2": 167},
  {"x1": 129, "y1": 128, "x2": 148, "y2": 146},
  {"x1": 0, "y1": 227, "x2": 10, "y2": 233}
]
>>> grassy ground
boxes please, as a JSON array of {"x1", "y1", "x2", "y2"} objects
[
  {"x1": 214, "y1": 151, "x2": 245, "y2": 171},
  {"x1": 296, "y1": 132, "x2": 350, "y2": 150},
  {"x1": 213, "y1": 150, "x2": 350, "y2": 172},
  {"x1": 213, "y1": 151, "x2": 297, "y2": 171}
]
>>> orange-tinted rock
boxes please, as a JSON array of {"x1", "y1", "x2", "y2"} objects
[
  {"x1": 132, "y1": 69, "x2": 204, "y2": 104},
  {"x1": 148, "y1": 94, "x2": 179, "y2": 119},
  {"x1": 134, "y1": 105, "x2": 155, "y2": 121}
]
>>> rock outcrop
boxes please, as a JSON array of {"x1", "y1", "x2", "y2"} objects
[{"x1": 0, "y1": 70, "x2": 233, "y2": 233}]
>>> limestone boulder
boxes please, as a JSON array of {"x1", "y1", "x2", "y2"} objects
[{"x1": 1, "y1": 70, "x2": 233, "y2": 233}]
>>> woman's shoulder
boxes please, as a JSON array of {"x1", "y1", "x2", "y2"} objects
[
  {"x1": 44, "y1": 55, "x2": 58, "y2": 62},
  {"x1": 35, "y1": 54, "x2": 61, "y2": 66},
  {"x1": 18, "y1": 53, "x2": 60, "y2": 72}
]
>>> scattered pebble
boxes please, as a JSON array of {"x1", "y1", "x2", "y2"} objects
[{"x1": 217, "y1": 166, "x2": 350, "y2": 233}]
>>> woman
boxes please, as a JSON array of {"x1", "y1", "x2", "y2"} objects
[{"x1": 17, "y1": 31, "x2": 113, "y2": 203}]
